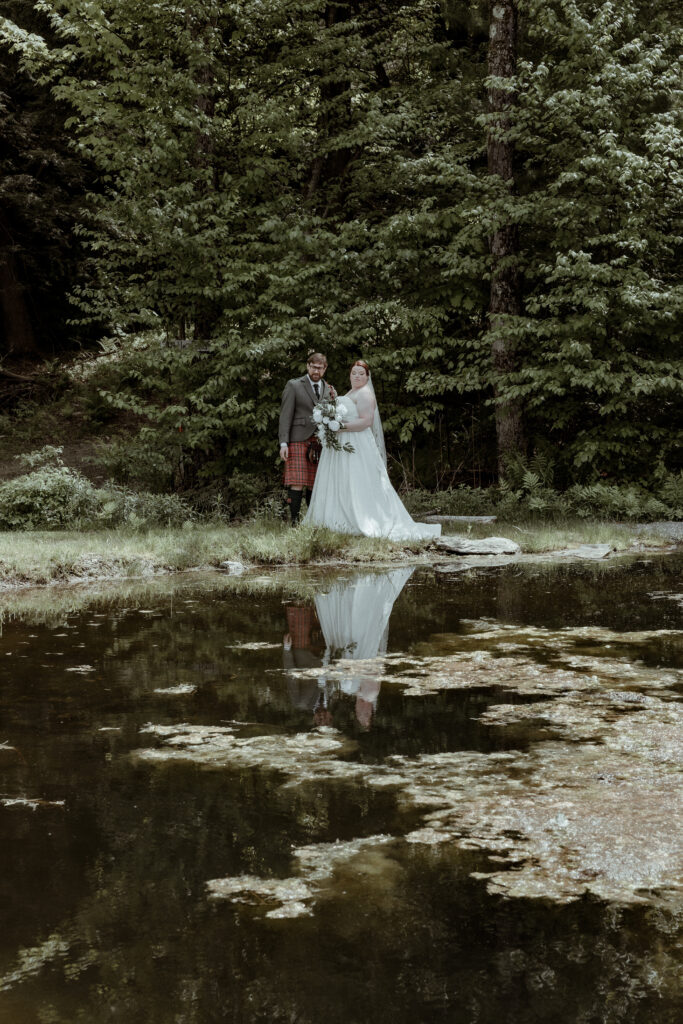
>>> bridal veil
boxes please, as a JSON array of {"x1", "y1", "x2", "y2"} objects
[{"x1": 366, "y1": 375, "x2": 386, "y2": 465}]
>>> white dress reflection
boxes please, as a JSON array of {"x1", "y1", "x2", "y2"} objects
[{"x1": 313, "y1": 567, "x2": 414, "y2": 729}]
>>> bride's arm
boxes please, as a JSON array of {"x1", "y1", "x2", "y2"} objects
[{"x1": 341, "y1": 390, "x2": 375, "y2": 433}]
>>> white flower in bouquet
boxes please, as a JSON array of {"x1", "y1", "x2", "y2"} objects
[{"x1": 312, "y1": 396, "x2": 354, "y2": 454}]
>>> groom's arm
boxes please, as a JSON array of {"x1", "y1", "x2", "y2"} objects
[{"x1": 279, "y1": 380, "x2": 296, "y2": 458}]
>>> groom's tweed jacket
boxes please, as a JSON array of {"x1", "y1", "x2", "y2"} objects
[{"x1": 279, "y1": 375, "x2": 330, "y2": 446}]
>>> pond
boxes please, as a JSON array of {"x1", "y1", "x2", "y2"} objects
[{"x1": 0, "y1": 554, "x2": 681, "y2": 1023}]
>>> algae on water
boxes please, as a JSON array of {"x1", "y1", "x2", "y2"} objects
[{"x1": 133, "y1": 625, "x2": 682, "y2": 911}]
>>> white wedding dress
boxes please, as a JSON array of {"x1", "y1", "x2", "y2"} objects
[
  {"x1": 314, "y1": 567, "x2": 414, "y2": 662},
  {"x1": 304, "y1": 396, "x2": 441, "y2": 541},
  {"x1": 313, "y1": 567, "x2": 415, "y2": 722}
]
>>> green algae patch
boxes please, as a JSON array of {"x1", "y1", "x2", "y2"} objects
[
  {"x1": 401, "y1": 692, "x2": 682, "y2": 905},
  {"x1": 133, "y1": 625, "x2": 682, "y2": 911},
  {"x1": 134, "y1": 723, "x2": 360, "y2": 779},
  {"x1": 207, "y1": 836, "x2": 396, "y2": 918},
  {"x1": 0, "y1": 936, "x2": 71, "y2": 994}
]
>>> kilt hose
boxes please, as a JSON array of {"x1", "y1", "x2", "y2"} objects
[{"x1": 283, "y1": 440, "x2": 317, "y2": 490}]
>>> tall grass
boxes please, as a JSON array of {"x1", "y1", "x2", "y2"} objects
[
  {"x1": 0, "y1": 517, "x2": 673, "y2": 592},
  {"x1": 0, "y1": 521, "x2": 417, "y2": 588}
]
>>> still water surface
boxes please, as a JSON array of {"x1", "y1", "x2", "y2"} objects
[{"x1": 0, "y1": 555, "x2": 681, "y2": 1022}]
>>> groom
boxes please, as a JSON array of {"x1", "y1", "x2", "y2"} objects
[{"x1": 279, "y1": 352, "x2": 335, "y2": 524}]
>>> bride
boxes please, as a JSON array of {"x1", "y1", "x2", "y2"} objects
[{"x1": 304, "y1": 360, "x2": 441, "y2": 541}]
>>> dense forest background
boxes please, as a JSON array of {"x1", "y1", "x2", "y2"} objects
[{"x1": 1, "y1": 0, "x2": 681, "y2": 504}]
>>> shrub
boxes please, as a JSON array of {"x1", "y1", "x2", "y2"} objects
[
  {"x1": 401, "y1": 486, "x2": 499, "y2": 518},
  {"x1": 658, "y1": 473, "x2": 683, "y2": 517},
  {"x1": 0, "y1": 450, "x2": 102, "y2": 530},
  {"x1": 183, "y1": 471, "x2": 282, "y2": 522},
  {"x1": 92, "y1": 435, "x2": 175, "y2": 490},
  {"x1": 402, "y1": 480, "x2": 681, "y2": 523},
  {"x1": 0, "y1": 447, "x2": 193, "y2": 530},
  {"x1": 226, "y1": 470, "x2": 277, "y2": 519},
  {"x1": 564, "y1": 484, "x2": 670, "y2": 521},
  {"x1": 96, "y1": 487, "x2": 194, "y2": 528}
]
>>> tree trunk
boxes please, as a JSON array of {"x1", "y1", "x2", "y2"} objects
[
  {"x1": 190, "y1": 10, "x2": 219, "y2": 341},
  {"x1": 305, "y1": 4, "x2": 354, "y2": 205},
  {"x1": 0, "y1": 212, "x2": 37, "y2": 356},
  {"x1": 487, "y1": 0, "x2": 524, "y2": 479}
]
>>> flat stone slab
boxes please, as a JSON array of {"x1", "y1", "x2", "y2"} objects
[
  {"x1": 435, "y1": 535, "x2": 521, "y2": 556},
  {"x1": 220, "y1": 560, "x2": 247, "y2": 575},
  {"x1": 421, "y1": 515, "x2": 497, "y2": 524},
  {"x1": 552, "y1": 544, "x2": 612, "y2": 560},
  {"x1": 434, "y1": 556, "x2": 516, "y2": 573}
]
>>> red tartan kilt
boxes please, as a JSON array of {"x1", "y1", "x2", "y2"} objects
[
  {"x1": 285, "y1": 606, "x2": 316, "y2": 649},
  {"x1": 283, "y1": 440, "x2": 318, "y2": 488}
]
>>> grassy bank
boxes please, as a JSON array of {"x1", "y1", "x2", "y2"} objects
[
  {"x1": 0, "y1": 519, "x2": 676, "y2": 592},
  {"x1": 0, "y1": 522, "x2": 415, "y2": 589}
]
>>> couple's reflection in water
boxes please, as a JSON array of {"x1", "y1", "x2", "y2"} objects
[{"x1": 283, "y1": 567, "x2": 414, "y2": 730}]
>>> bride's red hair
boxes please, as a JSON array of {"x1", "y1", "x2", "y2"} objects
[{"x1": 350, "y1": 359, "x2": 370, "y2": 376}]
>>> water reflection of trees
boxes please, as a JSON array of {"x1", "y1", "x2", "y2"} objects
[
  {"x1": 1, "y1": 558, "x2": 681, "y2": 1021},
  {"x1": 3, "y1": 798, "x2": 679, "y2": 1024}
]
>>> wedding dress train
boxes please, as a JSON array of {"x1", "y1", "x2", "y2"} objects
[
  {"x1": 304, "y1": 397, "x2": 441, "y2": 541},
  {"x1": 314, "y1": 567, "x2": 414, "y2": 663},
  {"x1": 314, "y1": 567, "x2": 414, "y2": 724}
]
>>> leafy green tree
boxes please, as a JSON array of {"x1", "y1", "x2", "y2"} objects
[
  {"x1": 485, "y1": 0, "x2": 526, "y2": 475},
  {"x1": 5, "y1": 0, "x2": 680, "y2": 490},
  {"x1": 508, "y1": 0, "x2": 683, "y2": 483},
  {"x1": 26, "y1": 1, "x2": 493, "y2": 485},
  {"x1": 0, "y1": 0, "x2": 92, "y2": 358}
]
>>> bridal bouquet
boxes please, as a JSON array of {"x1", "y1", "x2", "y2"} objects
[{"x1": 312, "y1": 397, "x2": 355, "y2": 453}]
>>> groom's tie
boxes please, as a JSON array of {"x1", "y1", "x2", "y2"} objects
[{"x1": 313, "y1": 383, "x2": 320, "y2": 400}]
